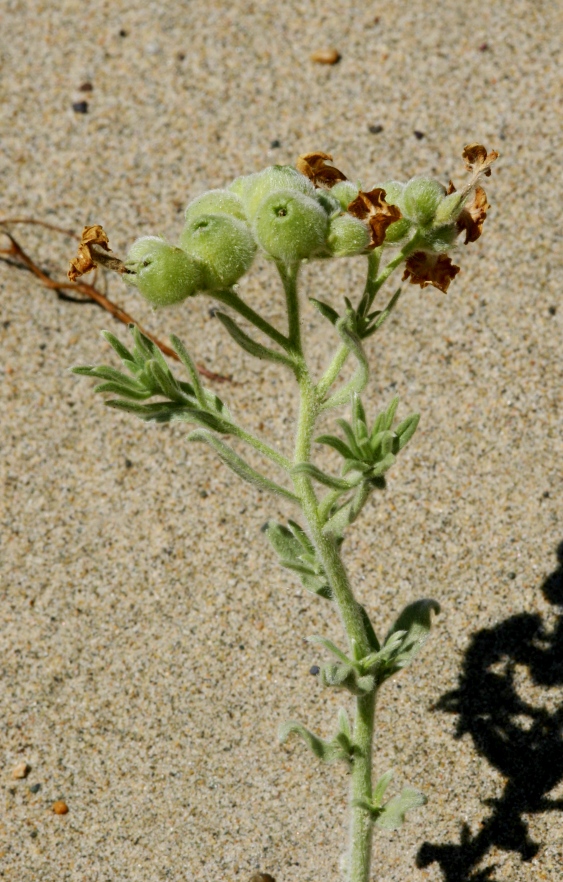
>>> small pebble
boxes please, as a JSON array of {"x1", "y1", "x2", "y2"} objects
[
  {"x1": 270, "y1": 139, "x2": 281, "y2": 149},
  {"x1": 542, "y1": 490, "x2": 550, "y2": 498},
  {"x1": 368, "y1": 124, "x2": 383, "y2": 134},
  {"x1": 53, "y1": 800, "x2": 69, "y2": 815},
  {"x1": 29, "y1": 783, "x2": 42, "y2": 793},
  {"x1": 249, "y1": 875, "x2": 276, "y2": 882},
  {"x1": 414, "y1": 130, "x2": 425, "y2": 140},
  {"x1": 78, "y1": 82, "x2": 93, "y2": 92},
  {"x1": 310, "y1": 48, "x2": 341, "y2": 65},
  {"x1": 12, "y1": 761, "x2": 30, "y2": 779},
  {"x1": 125, "y1": 458, "x2": 133, "y2": 468},
  {"x1": 508, "y1": 572, "x2": 517, "y2": 580},
  {"x1": 72, "y1": 101, "x2": 88, "y2": 114},
  {"x1": 548, "y1": 305, "x2": 556, "y2": 315},
  {"x1": 309, "y1": 665, "x2": 320, "y2": 676},
  {"x1": 119, "y1": 28, "x2": 128, "y2": 37},
  {"x1": 479, "y1": 42, "x2": 489, "y2": 51}
]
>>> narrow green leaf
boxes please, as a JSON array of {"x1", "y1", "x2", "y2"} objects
[
  {"x1": 188, "y1": 430, "x2": 299, "y2": 503},
  {"x1": 292, "y1": 463, "x2": 355, "y2": 490},
  {"x1": 169, "y1": 334, "x2": 207, "y2": 408},
  {"x1": 394, "y1": 413, "x2": 420, "y2": 451},
  {"x1": 336, "y1": 419, "x2": 363, "y2": 459},
  {"x1": 375, "y1": 787, "x2": 427, "y2": 830},
  {"x1": 93, "y1": 382, "x2": 153, "y2": 400},
  {"x1": 287, "y1": 520, "x2": 316, "y2": 555},
  {"x1": 309, "y1": 635, "x2": 355, "y2": 666},
  {"x1": 383, "y1": 599, "x2": 440, "y2": 674},
  {"x1": 309, "y1": 298, "x2": 340, "y2": 326},
  {"x1": 337, "y1": 708, "x2": 352, "y2": 741},
  {"x1": 278, "y1": 722, "x2": 334, "y2": 762},
  {"x1": 100, "y1": 330, "x2": 135, "y2": 363},
  {"x1": 216, "y1": 312, "x2": 293, "y2": 366},
  {"x1": 315, "y1": 434, "x2": 355, "y2": 461},
  {"x1": 373, "y1": 769, "x2": 394, "y2": 807}
]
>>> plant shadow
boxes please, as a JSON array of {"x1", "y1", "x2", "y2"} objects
[{"x1": 416, "y1": 541, "x2": 563, "y2": 881}]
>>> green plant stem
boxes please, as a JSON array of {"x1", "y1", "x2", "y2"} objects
[
  {"x1": 277, "y1": 261, "x2": 303, "y2": 356},
  {"x1": 286, "y1": 273, "x2": 376, "y2": 882},
  {"x1": 362, "y1": 232, "x2": 423, "y2": 316},
  {"x1": 228, "y1": 423, "x2": 292, "y2": 472}
]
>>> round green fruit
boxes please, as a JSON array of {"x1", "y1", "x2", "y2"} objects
[
  {"x1": 252, "y1": 190, "x2": 329, "y2": 263},
  {"x1": 180, "y1": 214, "x2": 256, "y2": 289},
  {"x1": 124, "y1": 237, "x2": 204, "y2": 307}
]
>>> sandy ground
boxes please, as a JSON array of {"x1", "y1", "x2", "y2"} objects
[{"x1": 1, "y1": 1, "x2": 563, "y2": 880}]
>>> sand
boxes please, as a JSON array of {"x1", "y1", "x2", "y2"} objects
[{"x1": 1, "y1": 1, "x2": 563, "y2": 880}]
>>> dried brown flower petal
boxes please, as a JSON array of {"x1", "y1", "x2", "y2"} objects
[
  {"x1": 68, "y1": 225, "x2": 127, "y2": 281},
  {"x1": 402, "y1": 251, "x2": 460, "y2": 294},
  {"x1": 457, "y1": 185, "x2": 490, "y2": 244},
  {"x1": 347, "y1": 188, "x2": 402, "y2": 249},
  {"x1": 295, "y1": 151, "x2": 347, "y2": 187},
  {"x1": 462, "y1": 143, "x2": 499, "y2": 177}
]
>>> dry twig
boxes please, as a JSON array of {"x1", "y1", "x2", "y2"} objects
[{"x1": 0, "y1": 219, "x2": 231, "y2": 383}]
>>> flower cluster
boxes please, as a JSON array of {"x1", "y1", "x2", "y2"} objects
[{"x1": 68, "y1": 145, "x2": 497, "y2": 304}]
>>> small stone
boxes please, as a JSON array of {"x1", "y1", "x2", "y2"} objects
[
  {"x1": 119, "y1": 28, "x2": 128, "y2": 37},
  {"x1": 249, "y1": 875, "x2": 276, "y2": 882},
  {"x1": 479, "y1": 42, "x2": 489, "y2": 51},
  {"x1": 414, "y1": 130, "x2": 425, "y2": 140},
  {"x1": 29, "y1": 783, "x2": 42, "y2": 794},
  {"x1": 124, "y1": 458, "x2": 133, "y2": 468},
  {"x1": 309, "y1": 665, "x2": 320, "y2": 676},
  {"x1": 270, "y1": 139, "x2": 281, "y2": 149},
  {"x1": 78, "y1": 82, "x2": 93, "y2": 92},
  {"x1": 53, "y1": 800, "x2": 69, "y2": 815},
  {"x1": 12, "y1": 761, "x2": 31, "y2": 779},
  {"x1": 310, "y1": 48, "x2": 341, "y2": 65},
  {"x1": 72, "y1": 101, "x2": 88, "y2": 114},
  {"x1": 508, "y1": 572, "x2": 517, "y2": 580},
  {"x1": 368, "y1": 124, "x2": 383, "y2": 134},
  {"x1": 542, "y1": 490, "x2": 550, "y2": 498},
  {"x1": 548, "y1": 305, "x2": 556, "y2": 315},
  {"x1": 199, "y1": 489, "x2": 208, "y2": 498}
]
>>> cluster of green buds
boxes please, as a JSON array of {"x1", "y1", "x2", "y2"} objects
[{"x1": 76, "y1": 144, "x2": 497, "y2": 307}]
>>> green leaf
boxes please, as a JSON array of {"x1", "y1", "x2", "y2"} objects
[
  {"x1": 169, "y1": 334, "x2": 207, "y2": 408},
  {"x1": 147, "y1": 359, "x2": 185, "y2": 402},
  {"x1": 215, "y1": 312, "x2": 294, "y2": 366},
  {"x1": 100, "y1": 330, "x2": 135, "y2": 363},
  {"x1": 373, "y1": 769, "x2": 395, "y2": 808},
  {"x1": 315, "y1": 434, "x2": 355, "y2": 461},
  {"x1": 278, "y1": 722, "x2": 334, "y2": 762},
  {"x1": 322, "y1": 317, "x2": 369, "y2": 409},
  {"x1": 292, "y1": 463, "x2": 355, "y2": 490},
  {"x1": 309, "y1": 635, "x2": 355, "y2": 667},
  {"x1": 336, "y1": 419, "x2": 363, "y2": 459},
  {"x1": 309, "y1": 298, "x2": 340, "y2": 326},
  {"x1": 362, "y1": 288, "x2": 402, "y2": 338},
  {"x1": 383, "y1": 599, "x2": 440, "y2": 675},
  {"x1": 394, "y1": 413, "x2": 420, "y2": 451},
  {"x1": 375, "y1": 787, "x2": 427, "y2": 830},
  {"x1": 188, "y1": 430, "x2": 299, "y2": 503},
  {"x1": 93, "y1": 382, "x2": 153, "y2": 400}
]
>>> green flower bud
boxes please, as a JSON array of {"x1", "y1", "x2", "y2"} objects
[
  {"x1": 124, "y1": 237, "x2": 204, "y2": 307},
  {"x1": 252, "y1": 189, "x2": 329, "y2": 263},
  {"x1": 433, "y1": 191, "x2": 466, "y2": 226},
  {"x1": 179, "y1": 214, "x2": 256, "y2": 289},
  {"x1": 315, "y1": 189, "x2": 342, "y2": 218},
  {"x1": 184, "y1": 189, "x2": 247, "y2": 223},
  {"x1": 234, "y1": 165, "x2": 316, "y2": 219},
  {"x1": 401, "y1": 177, "x2": 446, "y2": 227},
  {"x1": 419, "y1": 223, "x2": 459, "y2": 253},
  {"x1": 327, "y1": 214, "x2": 371, "y2": 257},
  {"x1": 330, "y1": 180, "x2": 360, "y2": 211}
]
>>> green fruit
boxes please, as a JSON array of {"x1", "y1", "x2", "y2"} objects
[
  {"x1": 236, "y1": 166, "x2": 316, "y2": 219},
  {"x1": 315, "y1": 189, "x2": 342, "y2": 218},
  {"x1": 184, "y1": 189, "x2": 247, "y2": 223},
  {"x1": 124, "y1": 237, "x2": 204, "y2": 307},
  {"x1": 433, "y1": 191, "x2": 465, "y2": 226},
  {"x1": 252, "y1": 190, "x2": 329, "y2": 262},
  {"x1": 179, "y1": 214, "x2": 256, "y2": 289},
  {"x1": 331, "y1": 180, "x2": 360, "y2": 211},
  {"x1": 327, "y1": 214, "x2": 371, "y2": 257},
  {"x1": 401, "y1": 177, "x2": 446, "y2": 226}
]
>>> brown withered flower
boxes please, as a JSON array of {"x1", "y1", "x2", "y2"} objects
[
  {"x1": 402, "y1": 251, "x2": 460, "y2": 294},
  {"x1": 347, "y1": 188, "x2": 402, "y2": 249},
  {"x1": 295, "y1": 152, "x2": 347, "y2": 187},
  {"x1": 456, "y1": 184, "x2": 490, "y2": 244},
  {"x1": 68, "y1": 225, "x2": 128, "y2": 282},
  {"x1": 462, "y1": 143, "x2": 499, "y2": 178}
]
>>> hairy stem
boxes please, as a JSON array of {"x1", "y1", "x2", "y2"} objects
[{"x1": 285, "y1": 275, "x2": 375, "y2": 881}]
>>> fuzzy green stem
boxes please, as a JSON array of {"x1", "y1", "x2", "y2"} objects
[
  {"x1": 277, "y1": 261, "x2": 303, "y2": 356},
  {"x1": 361, "y1": 232, "x2": 423, "y2": 316},
  {"x1": 349, "y1": 691, "x2": 377, "y2": 882}
]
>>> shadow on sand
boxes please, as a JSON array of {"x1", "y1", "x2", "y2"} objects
[{"x1": 416, "y1": 541, "x2": 563, "y2": 881}]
